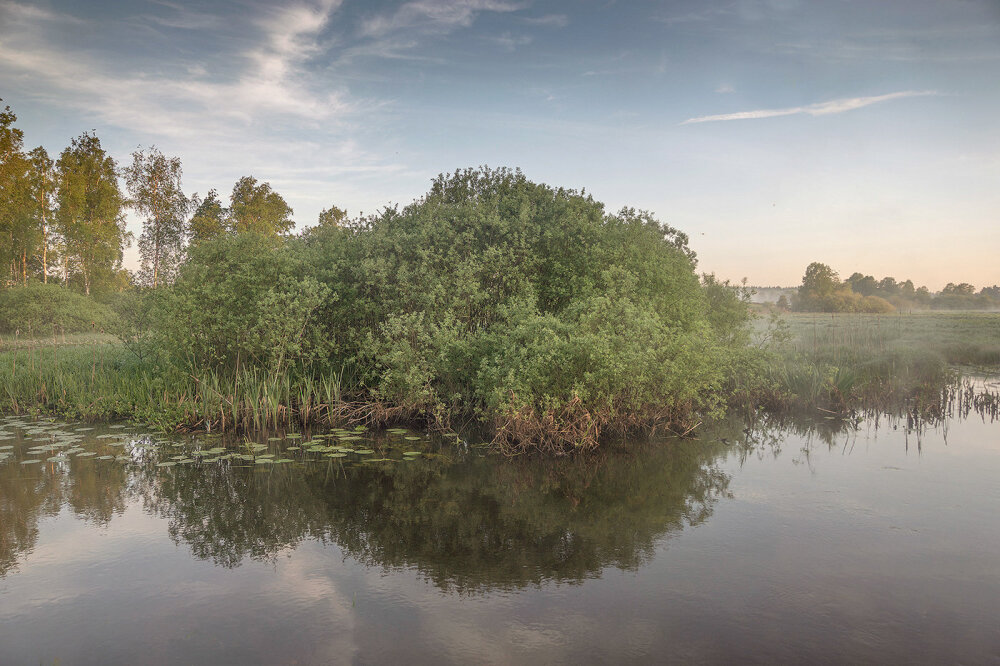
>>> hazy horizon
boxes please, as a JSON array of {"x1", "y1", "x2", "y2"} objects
[{"x1": 2, "y1": 0, "x2": 997, "y2": 291}]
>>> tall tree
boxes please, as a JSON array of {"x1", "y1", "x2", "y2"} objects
[
  {"x1": 188, "y1": 189, "x2": 228, "y2": 244},
  {"x1": 228, "y1": 176, "x2": 293, "y2": 236},
  {"x1": 25, "y1": 146, "x2": 56, "y2": 283},
  {"x1": 124, "y1": 146, "x2": 188, "y2": 287},
  {"x1": 54, "y1": 132, "x2": 128, "y2": 295},
  {"x1": 0, "y1": 101, "x2": 28, "y2": 285}
]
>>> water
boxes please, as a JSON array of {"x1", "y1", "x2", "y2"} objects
[{"x1": 1, "y1": 395, "x2": 999, "y2": 664}]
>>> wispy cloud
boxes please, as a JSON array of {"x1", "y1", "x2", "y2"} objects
[
  {"x1": 141, "y1": 1, "x2": 226, "y2": 31},
  {"x1": 359, "y1": 0, "x2": 524, "y2": 38},
  {"x1": 523, "y1": 14, "x2": 568, "y2": 28},
  {"x1": 0, "y1": 0, "x2": 86, "y2": 24},
  {"x1": 715, "y1": 83, "x2": 735, "y2": 94},
  {"x1": 0, "y1": 0, "x2": 352, "y2": 131},
  {"x1": 0, "y1": 0, "x2": 400, "y2": 222},
  {"x1": 491, "y1": 31, "x2": 532, "y2": 51},
  {"x1": 682, "y1": 90, "x2": 937, "y2": 124}
]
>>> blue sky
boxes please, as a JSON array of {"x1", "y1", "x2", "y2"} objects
[{"x1": 1, "y1": 0, "x2": 998, "y2": 288}]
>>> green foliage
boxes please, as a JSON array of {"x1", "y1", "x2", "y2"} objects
[
  {"x1": 301, "y1": 167, "x2": 752, "y2": 450},
  {"x1": 124, "y1": 146, "x2": 189, "y2": 287},
  {"x1": 106, "y1": 167, "x2": 756, "y2": 449},
  {"x1": 3, "y1": 166, "x2": 763, "y2": 451},
  {"x1": 154, "y1": 233, "x2": 333, "y2": 373},
  {"x1": 228, "y1": 176, "x2": 293, "y2": 236},
  {"x1": 106, "y1": 289, "x2": 161, "y2": 362},
  {"x1": 317, "y1": 204, "x2": 346, "y2": 228},
  {"x1": 0, "y1": 282, "x2": 113, "y2": 334},
  {"x1": 809, "y1": 266, "x2": 999, "y2": 312},
  {"x1": 54, "y1": 132, "x2": 128, "y2": 295},
  {"x1": 795, "y1": 262, "x2": 895, "y2": 313},
  {"x1": 188, "y1": 189, "x2": 228, "y2": 245}
]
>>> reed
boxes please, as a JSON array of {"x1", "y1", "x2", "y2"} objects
[{"x1": 0, "y1": 341, "x2": 357, "y2": 432}]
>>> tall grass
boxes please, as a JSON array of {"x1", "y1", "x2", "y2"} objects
[
  {"x1": 743, "y1": 312, "x2": 1000, "y2": 414},
  {"x1": 0, "y1": 342, "x2": 360, "y2": 432},
  {"x1": 4, "y1": 311, "x2": 999, "y2": 435}
]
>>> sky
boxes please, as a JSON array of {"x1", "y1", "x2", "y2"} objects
[{"x1": 1, "y1": 0, "x2": 998, "y2": 290}]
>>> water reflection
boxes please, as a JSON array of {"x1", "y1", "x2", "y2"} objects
[
  {"x1": 1, "y1": 373, "x2": 996, "y2": 589},
  {"x1": 1, "y1": 419, "x2": 732, "y2": 591}
]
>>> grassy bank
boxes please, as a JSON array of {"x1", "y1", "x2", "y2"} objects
[
  {"x1": 749, "y1": 311, "x2": 1000, "y2": 414},
  {"x1": 0, "y1": 342, "x2": 360, "y2": 432},
  {"x1": 2, "y1": 311, "x2": 998, "y2": 439},
  {"x1": 0, "y1": 332, "x2": 116, "y2": 351}
]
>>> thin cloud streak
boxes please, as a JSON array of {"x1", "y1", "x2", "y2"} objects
[
  {"x1": 682, "y1": 90, "x2": 938, "y2": 124},
  {"x1": 358, "y1": 0, "x2": 524, "y2": 38}
]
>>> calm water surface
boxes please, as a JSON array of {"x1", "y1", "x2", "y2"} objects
[{"x1": 1, "y1": 388, "x2": 999, "y2": 664}]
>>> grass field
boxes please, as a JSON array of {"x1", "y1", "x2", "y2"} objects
[
  {"x1": 765, "y1": 311, "x2": 1000, "y2": 367},
  {"x1": 0, "y1": 332, "x2": 116, "y2": 351},
  {"x1": 747, "y1": 310, "x2": 1000, "y2": 413}
]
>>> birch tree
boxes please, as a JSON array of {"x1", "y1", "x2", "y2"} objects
[{"x1": 124, "y1": 146, "x2": 188, "y2": 287}]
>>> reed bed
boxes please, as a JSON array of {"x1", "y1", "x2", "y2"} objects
[
  {"x1": 0, "y1": 343, "x2": 409, "y2": 432},
  {"x1": 744, "y1": 311, "x2": 1000, "y2": 414}
]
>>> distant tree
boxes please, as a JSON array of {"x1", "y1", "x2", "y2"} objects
[
  {"x1": 846, "y1": 272, "x2": 877, "y2": 297},
  {"x1": 980, "y1": 285, "x2": 1000, "y2": 300},
  {"x1": 124, "y1": 146, "x2": 189, "y2": 287},
  {"x1": 54, "y1": 132, "x2": 128, "y2": 295},
  {"x1": 795, "y1": 262, "x2": 841, "y2": 311},
  {"x1": 317, "y1": 204, "x2": 347, "y2": 228},
  {"x1": 228, "y1": 176, "x2": 293, "y2": 236},
  {"x1": 775, "y1": 294, "x2": 790, "y2": 310},
  {"x1": 188, "y1": 189, "x2": 228, "y2": 244},
  {"x1": 942, "y1": 282, "x2": 975, "y2": 296},
  {"x1": 877, "y1": 276, "x2": 899, "y2": 295}
]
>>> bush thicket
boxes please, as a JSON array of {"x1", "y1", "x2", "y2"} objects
[
  {"x1": 0, "y1": 282, "x2": 113, "y2": 334},
  {"x1": 147, "y1": 167, "x2": 756, "y2": 451}
]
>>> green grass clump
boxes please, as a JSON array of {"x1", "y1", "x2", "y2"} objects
[{"x1": 742, "y1": 311, "x2": 1000, "y2": 413}]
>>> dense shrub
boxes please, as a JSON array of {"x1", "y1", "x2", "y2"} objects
[
  {"x1": 153, "y1": 233, "x2": 334, "y2": 372},
  {"x1": 0, "y1": 282, "x2": 112, "y2": 334},
  {"x1": 298, "y1": 168, "x2": 753, "y2": 450},
  {"x1": 132, "y1": 167, "x2": 758, "y2": 450}
]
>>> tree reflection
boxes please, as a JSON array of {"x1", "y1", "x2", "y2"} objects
[
  {"x1": 10, "y1": 409, "x2": 937, "y2": 589},
  {"x1": 0, "y1": 430, "x2": 130, "y2": 577},
  {"x1": 133, "y1": 439, "x2": 731, "y2": 592}
]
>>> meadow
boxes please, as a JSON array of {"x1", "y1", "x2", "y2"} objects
[{"x1": 748, "y1": 310, "x2": 1000, "y2": 414}]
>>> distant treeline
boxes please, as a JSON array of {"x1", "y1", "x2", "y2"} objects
[
  {"x1": 781, "y1": 263, "x2": 1000, "y2": 313},
  {"x1": 0, "y1": 99, "x2": 343, "y2": 295}
]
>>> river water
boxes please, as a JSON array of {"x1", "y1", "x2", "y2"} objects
[{"x1": 1, "y1": 389, "x2": 999, "y2": 664}]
